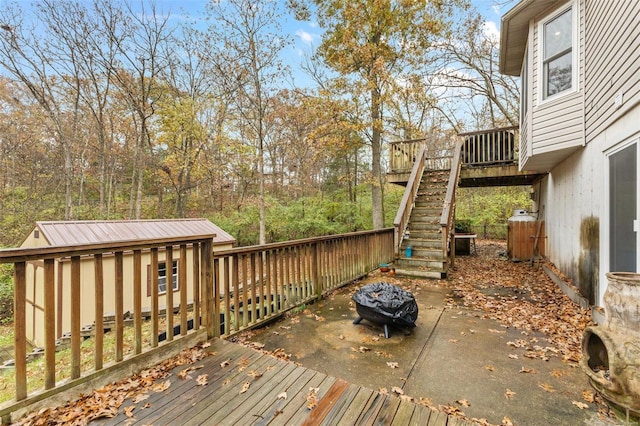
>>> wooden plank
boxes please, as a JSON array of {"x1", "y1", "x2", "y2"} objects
[
  {"x1": 94, "y1": 254, "x2": 104, "y2": 370},
  {"x1": 166, "y1": 246, "x2": 174, "y2": 341},
  {"x1": 409, "y1": 404, "x2": 434, "y2": 425},
  {"x1": 367, "y1": 394, "x2": 400, "y2": 425},
  {"x1": 265, "y1": 372, "x2": 333, "y2": 426},
  {"x1": 114, "y1": 252, "x2": 124, "y2": 363},
  {"x1": 427, "y1": 409, "x2": 449, "y2": 426},
  {"x1": 179, "y1": 354, "x2": 278, "y2": 425},
  {"x1": 393, "y1": 399, "x2": 416, "y2": 424},
  {"x1": 221, "y1": 363, "x2": 307, "y2": 424},
  {"x1": 14, "y1": 261, "x2": 27, "y2": 400},
  {"x1": 133, "y1": 250, "x2": 142, "y2": 354},
  {"x1": 301, "y1": 379, "x2": 349, "y2": 426},
  {"x1": 206, "y1": 360, "x2": 299, "y2": 424},
  {"x1": 280, "y1": 375, "x2": 338, "y2": 426},
  {"x1": 252, "y1": 368, "x2": 319, "y2": 426},
  {"x1": 180, "y1": 244, "x2": 188, "y2": 335},
  {"x1": 192, "y1": 243, "x2": 200, "y2": 329},
  {"x1": 151, "y1": 248, "x2": 159, "y2": 347},
  {"x1": 97, "y1": 340, "x2": 251, "y2": 426},
  {"x1": 43, "y1": 258, "x2": 55, "y2": 389},
  {"x1": 317, "y1": 383, "x2": 362, "y2": 426},
  {"x1": 355, "y1": 392, "x2": 388, "y2": 425},
  {"x1": 333, "y1": 387, "x2": 378, "y2": 426},
  {"x1": 126, "y1": 344, "x2": 264, "y2": 425},
  {"x1": 71, "y1": 255, "x2": 82, "y2": 378}
]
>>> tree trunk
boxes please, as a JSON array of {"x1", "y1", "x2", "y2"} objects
[{"x1": 370, "y1": 87, "x2": 384, "y2": 229}]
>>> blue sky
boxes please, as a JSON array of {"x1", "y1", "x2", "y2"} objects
[
  {"x1": 0, "y1": 0, "x2": 513, "y2": 88},
  {"x1": 146, "y1": 0, "x2": 511, "y2": 88}
]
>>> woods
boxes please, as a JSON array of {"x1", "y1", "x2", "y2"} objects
[{"x1": 0, "y1": 0, "x2": 520, "y2": 249}]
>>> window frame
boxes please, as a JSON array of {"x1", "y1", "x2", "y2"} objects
[
  {"x1": 157, "y1": 260, "x2": 179, "y2": 294},
  {"x1": 538, "y1": 2, "x2": 578, "y2": 103}
]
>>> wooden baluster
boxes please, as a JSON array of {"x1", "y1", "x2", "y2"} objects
[
  {"x1": 14, "y1": 261, "x2": 27, "y2": 400},
  {"x1": 223, "y1": 256, "x2": 230, "y2": 335},
  {"x1": 151, "y1": 248, "x2": 159, "y2": 348},
  {"x1": 133, "y1": 249, "x2": 142, "y2": 354},
  {"x1": 94, "y1": 254, "x2": 104, "y2": 370},
  {"x1": 114, "y1": 252, "x2": 124, "y2": 362},
  {"x1": 193, "y1": 243, "x2": 200, "y2": 329},
  {"x1": 241, "y1": 254, "x2": 248, "y2": 327},
  {"x1": 70, "y1": 256, "x2": 82, "y2": 378},
  {"x1": 166, "y1": 246, "x2": 174, "y2": 341},
  {"x1": 250, "y1": 252, "x2": 257, "y2": 323},
  {"x1": 180, "y1": 244, "x2": 187, "y2": 336},
  {"x1": 232, "y1": 254, "x2": 240, "y2": 333},
  {"x1": 44, "y1": 258, "x2": 55, "y2": 389}
]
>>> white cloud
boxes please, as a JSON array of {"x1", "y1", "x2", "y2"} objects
[
  {"x1": 295, "y1": 29, "x2": 315, "y2": 44},
  {"x1": 482, "y1": 21, "x2": 500, "y2": 42}
]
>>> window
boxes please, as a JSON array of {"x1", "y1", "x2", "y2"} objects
[
  {"x1": 541, "y1": 6, "x2": 574, "y2": 99},
  {"x1": 158, "y1": 260, "x2": 178, "y2": 294}
]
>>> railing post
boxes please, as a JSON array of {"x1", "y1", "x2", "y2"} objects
[
  {"x1": 14, "y1": 261, "x2": 27, "y2": 401},
  {"x1": 202, "y1": 239, "x2": 215, "y2": 340},
  {"x1": 44, "y1": 259, "x2": 56, "y2": 389}
]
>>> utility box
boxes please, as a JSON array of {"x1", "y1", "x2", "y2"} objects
[{"x1": 507, "y1": 210, "x2": 545, "y2": 261}]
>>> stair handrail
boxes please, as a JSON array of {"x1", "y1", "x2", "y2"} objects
[
  {"x1": 393, "y1": 141, "x2": 428, "y2": 257},
  {"x1": 440, "y1": 140, "x2": 463, "y2": 268}
]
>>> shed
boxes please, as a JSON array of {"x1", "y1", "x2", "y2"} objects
[{"x1": 20, "y1": 219, "x2": 236, "y2": 347}]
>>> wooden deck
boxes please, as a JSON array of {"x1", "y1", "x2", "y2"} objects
[{"x1": 91, "y1": 339, "x2": 471, "y2": 426}]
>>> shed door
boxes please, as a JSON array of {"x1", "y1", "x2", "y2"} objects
[{"x1": 609, "y1": 142, "x2": 638, "y2": 272}]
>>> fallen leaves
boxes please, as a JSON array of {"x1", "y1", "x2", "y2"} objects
[
  {"x1": 196, "y1": 374, "x2": 208, "y2": 386},
  {"x1": 386, "y1": 361, "x2": 399, "y2": 369},
  {"x1": 572, "y1": 400, "x2": 589, "y2": 409},
  {"x1": 538, "y1": 383, "x2": 556, "y2": 393},
  {"x1": 504, "y1": 389, "x2": 516, "y2": 400},
  {"x1": 306, "y1": 387, "x2": 319, "y2": 410},
  {"x1": 13, "y1": 341, "x2": 214, "y2": 425},
  {"x1": 239, "y1": 381, "x2": 251, "y2": 394}
]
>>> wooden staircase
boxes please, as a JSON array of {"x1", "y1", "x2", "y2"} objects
[{"x1": 395, "y1": 170, "x2": 450, "y2": 278}]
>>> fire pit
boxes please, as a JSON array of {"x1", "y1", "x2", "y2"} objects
[
  {"x1": 581, "y1": 272, "x2": 640, "y2": 414},
  {"x1": 352, "y1": 282, "x2": 418, "y2": 338}
]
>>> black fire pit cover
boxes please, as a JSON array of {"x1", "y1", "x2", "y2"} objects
[{"x1": 352, "y1": 282, "x2": 418, "y2": 338}]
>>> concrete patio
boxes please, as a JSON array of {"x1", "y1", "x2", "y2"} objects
[{"x1": 233, "y1": 241, "x2": 623, "y2": 425}]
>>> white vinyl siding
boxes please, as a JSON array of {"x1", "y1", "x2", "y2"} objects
[
  {"x1": 584, "y1": 0, "x2": 640, "y2": 143},
  {"x1": 520, "y1": 0, "x2": 584, "y2": 171}
]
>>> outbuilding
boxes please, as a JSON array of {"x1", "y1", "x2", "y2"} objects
[{"x1": 19, "y1": 219, "x2": 236, "y2": 346}]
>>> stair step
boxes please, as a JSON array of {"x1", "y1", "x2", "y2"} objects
[
  {"x1": 396, "y1": 256, "x2": 447, "y2": 271},
  {"x1": 401, "y1": 239, "x2": 441, "y2": 249}
]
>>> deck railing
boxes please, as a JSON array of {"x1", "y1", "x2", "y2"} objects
[
  {"x1": 212, "y1": 229, "x2": 394, "y2": 336},
  {"x1": 458, "y1": 126, "x2": 519, "y2": 167},
  {"x1": 389, "y1": 138, "x2": 426, "y2": 172},
  {"x1": 388, "y1": 126, "x2": 519, "y2": 174},
  {"x1": 393, "y1": 142, "x2": 428, "y2": 256},
  {"x1": 0, "y1": 228, "x2": 394, "y2": 420},
  {"x1": 440, "y1": 141, "x2": 463, "y2": 268}
]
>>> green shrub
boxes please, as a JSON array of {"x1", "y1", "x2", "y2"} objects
[{"x1": 0, "y1": 264, "x2": 13, "y2": 324}]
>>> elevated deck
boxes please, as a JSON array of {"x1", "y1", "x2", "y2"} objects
[{"x1": 388, "y1": 126, "x2": 547, "y2": 188}]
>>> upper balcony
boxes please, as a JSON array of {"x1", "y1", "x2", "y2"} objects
[{"x1": 388, "y1": 126, "x2": 547, "y2": 188}]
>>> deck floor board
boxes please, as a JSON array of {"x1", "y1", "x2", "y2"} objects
[{"x1": 88, "y1": 339, "x2": 457, "y2": 425}]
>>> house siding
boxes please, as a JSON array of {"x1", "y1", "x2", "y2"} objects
[
  {"x1": 584, "y1": 0, "x2": 640, "y2": 143},
  {"x1": 522, "y1": 0, "x2": 584, "y2": 170}
]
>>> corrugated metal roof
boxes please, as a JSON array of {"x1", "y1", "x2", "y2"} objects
[{"x1": 35, "y1": 219, "x2": 236, "y2": 247}]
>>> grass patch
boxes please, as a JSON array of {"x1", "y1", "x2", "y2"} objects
[{"x1": 0, "y1": 324, "x2": 13, "y2": 347}]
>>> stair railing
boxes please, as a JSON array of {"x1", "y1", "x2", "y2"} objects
[
  {"x1": 393, "y1": 141, "x2": 428, "y2": 257},
  {"x1": 440, "y1": 140, "x2": 463, "y2": 268}
]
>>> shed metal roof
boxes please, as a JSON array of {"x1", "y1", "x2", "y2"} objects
[{"x1": 34, "y1": 219, "x2": 236, "y2": 247}]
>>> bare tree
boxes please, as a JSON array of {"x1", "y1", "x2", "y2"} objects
[{"x1": 206, "y1": 0, "x2": 292, "y2": 244}]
